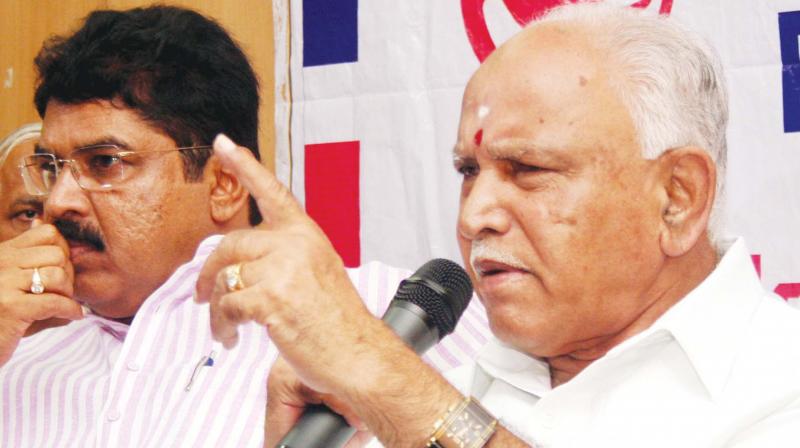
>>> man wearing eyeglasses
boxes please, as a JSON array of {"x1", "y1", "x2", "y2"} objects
[
  {"x1": 0, "y1": 6, "x2": 263, "y2": 446},
  {"x1": 0, "y1": 6, "x2": 490, "y2": 447}
]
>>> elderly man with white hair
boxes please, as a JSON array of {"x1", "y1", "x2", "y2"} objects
[
  {"x1": 0, "y1": 124, "x2": 74, "y2": 338},
  {"x1": 195, "y1": 3, "x2": 800, "y2": 447},
  {"x1": 0, "y1": 123, "x2": 43, "y2": 241}
]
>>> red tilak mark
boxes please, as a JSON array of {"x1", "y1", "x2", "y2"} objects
[{"x1": 474, "y1": 129, "x2": 483, "y2": 145}]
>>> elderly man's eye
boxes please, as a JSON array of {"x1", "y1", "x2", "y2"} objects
[
  {"x1": 12, "y1": 208, "x2": 41, "y2": 226},
  {"x1": 511, "y1": 161, "x2": 544, "y2": 173},
  {"x1": 456, "y1": 162, "x2": 479, "y2": 178}
]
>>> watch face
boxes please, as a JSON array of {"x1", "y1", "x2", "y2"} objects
[
  {"x1": 448, "y1": 413, "x2": 485, "y2": 445},
  {"x1": 440, "y1": 399, "x2": 497, "y2": 448}
]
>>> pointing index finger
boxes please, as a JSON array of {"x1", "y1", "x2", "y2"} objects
[{"x1": 213, "y1": 134, "x2": 302, "y2": 228}]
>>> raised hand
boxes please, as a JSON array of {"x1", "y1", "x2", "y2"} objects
[
  {"x1": 195, "y1": 134, "x2": 394, "y2": 396},
  {"x1": 0, "y1": 223, "x2": 82, "y2": 366},
  {"x1": 194, "y1": 135, "x2": 524, "y2": 448}
]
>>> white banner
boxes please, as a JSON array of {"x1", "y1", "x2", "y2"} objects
[{"x1": 274, "y1": 0, "x2": 800, "y2": 303}]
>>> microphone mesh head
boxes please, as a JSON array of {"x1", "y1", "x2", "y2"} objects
[{"x1": 395, "y1": 259, "x2": 473, "y2": 337}]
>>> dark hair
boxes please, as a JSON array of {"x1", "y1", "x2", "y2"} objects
[{"x1": 34, "y1": 5, "x2": 263, "y2": 225}]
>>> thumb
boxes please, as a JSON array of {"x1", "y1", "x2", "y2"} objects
[{"x1": 213, "y1": 134, "x2": 302, "y2": 228}]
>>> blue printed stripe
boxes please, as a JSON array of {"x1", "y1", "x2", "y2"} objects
[
  {"x1": 779, "y1": 11, "x2": 800, "y2": 132},
  {"x1": 303, "y1": 0, "x2": 358, "y2": 67}
]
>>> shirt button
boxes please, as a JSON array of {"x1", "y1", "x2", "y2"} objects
[
  {"x1": 127, "y1": 361, "x2": 140, "y2": 372},
  {"x1": 107, "y1": 409, "x2": 121, "y2": 422}
]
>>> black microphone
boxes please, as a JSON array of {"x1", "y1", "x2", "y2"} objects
[{"x1": 276, "y1": 258, "x2": 473, "y2": 448}]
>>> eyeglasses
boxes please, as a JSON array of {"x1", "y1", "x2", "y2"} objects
[{"x1": 20, "y1": 144, "x2": 212, "y2": 196}]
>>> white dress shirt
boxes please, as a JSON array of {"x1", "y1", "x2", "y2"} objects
[{"x1": 445, "y1": 238, "x2": 800, "y2": 447}]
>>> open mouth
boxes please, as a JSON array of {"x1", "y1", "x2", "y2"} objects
[{"x1": 473, "y1": 259, "x2": 529, "y2": 278}]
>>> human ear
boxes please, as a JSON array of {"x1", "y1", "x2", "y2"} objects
[
  {"x1": 656, "y1": 147, "x2": 716, "y2": 257},
  {"x1": 206, "y1": 156, "x2": 249, "y2": 224}
]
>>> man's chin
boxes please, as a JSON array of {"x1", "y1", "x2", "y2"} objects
[
  {"x1": 75, "y1": 287, "x2": 143, "y2": 321},
  {"x1": 485, "y1": 307, "x2": 562, "y2": 356},
  {"x1": 74, "y1": 277, "x2": 120, "y2": 311}
]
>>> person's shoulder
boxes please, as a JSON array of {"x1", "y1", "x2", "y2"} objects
[
  {"x1": 7, "y1": 319, "x2": 97, "y2": 368},
  {"x1": 750, "y1": 292, "x2": 800, "y2": 339},
  {"x1": 729, "y1": 293, "x2": 800, "y2": 392}
]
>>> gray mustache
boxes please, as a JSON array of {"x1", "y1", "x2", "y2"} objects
[{"x1": 469, "y1": 241, "x2": 528, "y2": 275}]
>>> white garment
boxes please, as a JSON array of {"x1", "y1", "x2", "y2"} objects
[{"x1": 445, "y1": 238, "x2": 800, "y2": 447}]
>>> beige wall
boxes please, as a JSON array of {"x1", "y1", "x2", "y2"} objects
[{"x1": 0, "y1": 0, "x2": 275, "y2": 170}]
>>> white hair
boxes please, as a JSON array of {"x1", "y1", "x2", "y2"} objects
[
  {"x1": 536, "y1": 2, "x2": 729, "y2": 245},
  {"x1": 0, "y1": 123, "x2": 42, "y2": 170}
]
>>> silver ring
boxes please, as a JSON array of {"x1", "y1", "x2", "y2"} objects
[
  {"x1": 224, "y1": 263, "x2": 245, "y2": 293},
  {"x1": 30, "y1": 267, "x2": 45, "y2": 294}
]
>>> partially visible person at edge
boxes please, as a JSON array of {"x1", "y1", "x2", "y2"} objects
[
  {"x1": 194, "y1": 3, "x2": 800, "y2": 447},
  {"x1": 0, "y1": 6, "x2": 490, "y2": 447},
  {"x1": 0, "y1": 123, "x2": 43, "y2": 241},
  {"x1": 0, "y1": 123, "x2": 67, "y2": 336}
]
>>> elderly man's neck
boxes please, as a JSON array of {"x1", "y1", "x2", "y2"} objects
[{"x1": 547, "y1": 237, "x2": 718, "y2": 387}]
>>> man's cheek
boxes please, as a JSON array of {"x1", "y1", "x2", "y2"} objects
[
  {"x1": 456, "y1": 238, "x2": 476, "y2": 276},
  {"x1": 110, "y1": 200, "x2": 164, "y2": 246}
]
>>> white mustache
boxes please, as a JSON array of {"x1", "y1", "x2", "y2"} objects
[{"x1": 469, "y1": 241, "x2": 528, "y2": 276}]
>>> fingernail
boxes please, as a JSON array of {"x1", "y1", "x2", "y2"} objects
[
  {"x1": 214, "y1": 133, "x2": 236, "y2": 155},
  {"x1": 81, "y1": 304, "x2": 90, "y2": 318}
]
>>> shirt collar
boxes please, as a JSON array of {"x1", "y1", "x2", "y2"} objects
[
  {"x1": 472, "y1": 237, "x2": 763, "y2": 401},
  {"x1": 646, "y1": 237, "x2": 763, "y2": 400},
  {"x1": 474, "y1": 337, "x2": 553, "y2": 398}
]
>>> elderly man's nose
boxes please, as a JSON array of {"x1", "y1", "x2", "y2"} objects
[{"x1": 458, "y1": 175, "x2": 512, "y2": 240}]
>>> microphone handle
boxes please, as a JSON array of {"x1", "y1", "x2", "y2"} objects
[
  {"x1": 275, "y1": 301, "x2": 440, "y2": 448},
  {"x1": 275, "y1": 405, "x2": 354, "y2": 448}
]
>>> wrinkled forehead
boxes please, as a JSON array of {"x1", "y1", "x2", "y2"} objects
[
  {"x1": 455, "y1": 24, "x2": 638, "y2": 161},
  {"x1": 462, "y1": 22, "x2": 606, "y2": 111}
]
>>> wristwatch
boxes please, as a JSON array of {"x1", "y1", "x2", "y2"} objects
[{"x1": 427, "y1": 397, "x2": 498, "y2": 448}]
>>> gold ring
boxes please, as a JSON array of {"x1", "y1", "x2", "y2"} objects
[
  {"x1": 31, "y1": 267, "x2": 45, "y2": 294},
  {"x1": 224, "y1": 263, "x2": 245, "y2": 292}
]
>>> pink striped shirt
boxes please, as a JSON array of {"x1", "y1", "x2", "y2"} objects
[{"x1": 0, "y1": 235, "x2": 490, "y2": 447}]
